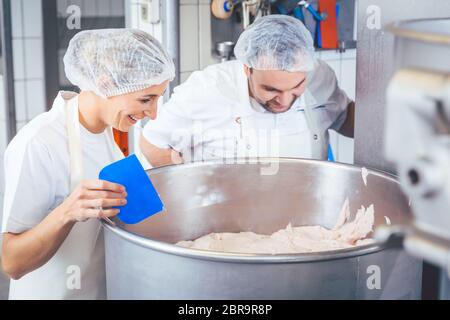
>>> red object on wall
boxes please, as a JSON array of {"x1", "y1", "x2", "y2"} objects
[
  {"x1": 318, "y1": 0, "x2": 338, "y2": 49},
  {"x1": 113, "y1": 129, "x2": 129, "y2": 157}
]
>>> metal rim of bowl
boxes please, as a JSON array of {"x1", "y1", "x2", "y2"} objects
[
  {"x1": 385, "y1": 18, "x2": 450, "y2": 45},
  {"x1": 102, "y1": 158, "x2": 401, "y2": 264}
]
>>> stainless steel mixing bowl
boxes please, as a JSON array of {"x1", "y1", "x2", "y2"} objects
[{"x1": 103, "y1": 158, "x2": 422, "y2": 299}]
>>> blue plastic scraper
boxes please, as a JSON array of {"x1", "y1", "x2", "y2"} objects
[{"x1": 99, "y1": 154, "x2": 164, "y2": 224}]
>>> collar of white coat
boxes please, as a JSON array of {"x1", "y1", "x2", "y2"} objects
[{"x1": 234, "y1": 61, "x2": 319, "y2": 117}]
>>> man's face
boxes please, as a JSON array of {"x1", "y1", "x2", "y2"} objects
[{"x1": 245, "y1": 65, "x2": 307, "y2": 114}]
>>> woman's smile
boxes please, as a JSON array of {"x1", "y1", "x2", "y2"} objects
[{"x1": 128, "y1": 114, "x2": 139, "y2": 124}]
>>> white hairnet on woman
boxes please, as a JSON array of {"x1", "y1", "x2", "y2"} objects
[
  {"x1": 2, "y1": 28, "x2": 175, "y2": 300},
  {"x1": 234, "y1": 14, "x2": 316, "y2": 72},
  {"x1": 64, "y1": 28, "x2": 175, "y2": 98}
]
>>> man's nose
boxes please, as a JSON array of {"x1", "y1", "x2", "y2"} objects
[{"x1": 278, "y1": 92, "x2": 295, "y2": 106}]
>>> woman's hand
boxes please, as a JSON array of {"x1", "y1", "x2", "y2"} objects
[
  {"x1": 61, "y1": 180, "x2": 127, "y2": 223},
  {"x1": 1, "y1": 180, "x2": 127, "y2": 280}
]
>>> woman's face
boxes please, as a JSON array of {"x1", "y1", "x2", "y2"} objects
[{"x1": 105, "y1": 80, "x2": 169, "y2": 132}]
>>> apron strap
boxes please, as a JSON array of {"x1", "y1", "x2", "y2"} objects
[
  {"x1": 65, "y1": 95, "x2": 125, "y2": 192},
  {"x1": 66, "y1": 96, "x2": 83, "y2": 192}
]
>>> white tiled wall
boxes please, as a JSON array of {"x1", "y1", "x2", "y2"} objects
[
  {"x1": 132, "y1": 0, "x2": 215, "y2": 74},
  {"x1": 26, "y1": 80, "x2": 47, "y2": 120},
  {"x1": 23, "y1": 0, "x2": 43, "y2": 38},
  {"x1": 126, "y1": 0, "x2": 214, "y2": 76},
  {"x1": 0, "y1": 77, "x2": 6, "y2": 154},
  {"x1": 0, "y1": 76, "x2": 6, "y2": 228},
  {"x1": 0, "y1": 86, "x2": 4, "y2": 298},
  {"x1": 198, "y1": 1, "x2": 216, "y2": 68},
  {"x1": 12, "y1": 39, "x2": 25, "y2": 80},
  {"x1": 180, "y1": 0, "x2": 216, "y2": 73},
  {"x1": 125, "y1": 0, "x2": 163, "y2": 41},
  {"x1": 180, "y1": 4, "x2": 199, "y2": 73},
  {"x1": 14, "y1": 81, "x2": 27, "y2": 122},
  {"x1": 10, "y1": 0, "x2": 46, "y2": 128}
]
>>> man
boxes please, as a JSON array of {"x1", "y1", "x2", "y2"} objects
[{"x1": 140, "y1": 15, "x2": 355, "y2": 167}]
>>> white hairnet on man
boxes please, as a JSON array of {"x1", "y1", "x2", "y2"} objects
[
  {"x1": 140, "y1": 14, "x2": 355, "y2": 168},
  {"x1": 234, "y1": 15, "x2": 316, "y2": 72},
  {"x1": 64, "y1": 28, "x2": 175, "y2": 98}
]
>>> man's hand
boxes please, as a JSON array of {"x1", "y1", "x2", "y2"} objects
[{"x1": 140, "y1": 134, "x2": 183, "y2": 167}]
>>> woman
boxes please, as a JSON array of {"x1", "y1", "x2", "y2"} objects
[{"x1": 1, "y1": 29, "x2": 175, "y2": 299}]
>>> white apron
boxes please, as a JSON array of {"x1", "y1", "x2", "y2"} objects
[{"x1": 9, "y1": 92, "x2": 123, "y2": 299}]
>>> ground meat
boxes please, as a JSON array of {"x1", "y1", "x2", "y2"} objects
[{"x1": 176, "y1": 199, "x2": 376, "y2": 254}]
